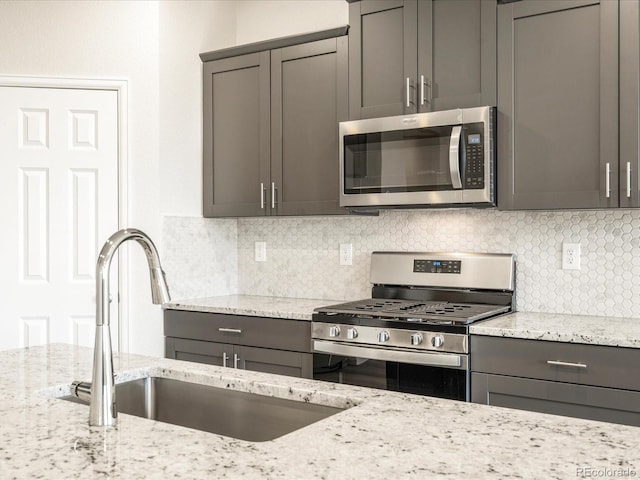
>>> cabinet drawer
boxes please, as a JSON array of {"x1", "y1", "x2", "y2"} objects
[
  {"x1": 164, "y1": 310, "x2": 312, "y2": 353},
  {"x1": 471, "y1": 373, "x2": 640, "y2": 427},
  {"x1": 471, "y1": 336, "x2": 640, "y2": 391}
]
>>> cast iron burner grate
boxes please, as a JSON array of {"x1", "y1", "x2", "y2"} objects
[{"x1": 315, "y1": 298, "x2": 509, "y2": 323}]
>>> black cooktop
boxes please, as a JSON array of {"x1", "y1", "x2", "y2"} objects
[{"x1": 314, "y1": 298, "x2": 510, "y2": 324}]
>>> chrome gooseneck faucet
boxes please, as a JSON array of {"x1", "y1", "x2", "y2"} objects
[{"x1": 72, "y1": 228, "x2": 170, "y2": 427}]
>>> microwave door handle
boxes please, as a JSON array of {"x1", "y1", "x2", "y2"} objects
[{"x1": 449, "y1": 125, "x2": 463, "y2": 189}]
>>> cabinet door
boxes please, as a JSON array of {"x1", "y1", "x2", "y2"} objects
[
  {"x1": 203, "y1": 52, "x2": 271, "y2": 217},
  {"x1": 619, "y1": 0, "x2": 640, "y2": 207},
  {"x1": 270, "y1": 37, "x2": 348, "y2": 215},
  {"x1": 237, "y1": 345, "x2": 313, "y2": 378},
  {"x1": 165, "y1": 337, "x2": 232, "y2": 367},
  {"x1": 417, "y1": 0, "x2": 496, "y2": 112},
  {"x1": 472, "y1": 373, "x2": 640, "y2": 427},
  {"x1": 497, "y1": 0, "x2": 619, "y2": 210},
  {"x1": 349, "y1": 0, "x2": 418, "y2": 119}
]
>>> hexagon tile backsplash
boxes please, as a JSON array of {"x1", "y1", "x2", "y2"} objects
[{"x1": 164, "y1": 209, "x2": 640, "y2": 318}]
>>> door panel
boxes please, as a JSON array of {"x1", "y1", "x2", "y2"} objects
[
  {"x1": 349, "y1": 0, "x2": 418, "y2": 119},
  {"x1": 497, "y1": 0, "x2": 619, "y2": 209},
  {"x1": 419, "y1": 0, "x2": 496, "y2": 111},
  {"x1": 203, "y1": 52, "x2": 270, "y2": 217},
  {"x1": 271, "y1": 38, "x2": 348, "y2": 215},
  {"x1": 238, "y1": 345, "x2": 312, "y2": 378},
  {"x1": 0, "y1": 86, "x2": 119, "y2": 350},
  {"x1": 472, "y1": 373, "x2": 640, "y2": 427},
  {"x1": 165, "y1": 337, "x2": 230, "y2": 367}
]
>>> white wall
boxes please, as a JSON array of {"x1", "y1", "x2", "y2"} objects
[
  {"x1": 159, "y1": 0, "x2": 237, "y2": 217},
  {"x1": 0, "y1": 0, "x2": 239, "y2": 356},
  {"x1": 235, "y1": 0, "x2": 348, "y2": 45},
  {"x1": 158, "y1": 1, "x2": 239, "y2": 312},
  {"x1": 0, "y1": 0, "x2": 163, "y2": 354}
]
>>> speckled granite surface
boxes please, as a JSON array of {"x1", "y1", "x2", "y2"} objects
[
  {"x1": 0, "y1": 343, "x2": 638, "y2": 479},
  {"x1": 471, "y1": 312, "x2": 640, "y2": 348},
  {"x1": 164, "y1": 295, "x2": 341, "y2": 321}
]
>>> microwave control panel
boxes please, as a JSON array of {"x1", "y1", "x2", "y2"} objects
[{"x1": 463, "y1": 123, "x2": 484, "y2": 189}]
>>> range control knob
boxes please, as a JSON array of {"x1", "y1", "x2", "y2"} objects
[
  {"x1": 328, "y1": 325, "x2": 341, "y2": 338},
  {"x1": 347, "y1": 328, "x2": 358, "y2": 340},
  {"x1": 410, "y1": 333, "x2": 423, "y2": 346},
  {"x1": 377, "y1": 331, "x2": 390, "y2": 343},
  {"x1": 431, "y1": 335, "x2": 445, "y2": 348}
]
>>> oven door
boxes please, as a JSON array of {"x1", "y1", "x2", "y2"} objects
[
  {"x1": 312, "y1": 340, "x2": 469, "y2": 401},
  {"x1": 339, "y1": 106, "x2": 494, "y2": 208}
]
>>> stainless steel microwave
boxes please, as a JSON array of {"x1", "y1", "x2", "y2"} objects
[{"x1": 339, "y1": 106, "x2": 496, "y2": 209}]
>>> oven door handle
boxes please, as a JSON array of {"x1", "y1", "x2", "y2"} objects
[
  {"x1": 449, "y1": 125, "x2": 463, "y2": 189},
  {"x1": 313, "y1": 340, "x2": 466, "y2": 370}
]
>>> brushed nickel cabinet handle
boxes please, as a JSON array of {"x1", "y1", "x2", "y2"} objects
[
  {"x1": 233, "y1": 353, "x2": 240, "y2": 369},
  {"x1": 406, "y1": 77, "x2": 411, "y2": 108},
  {"x1": 271, "y1": 182, "x2": 276, "y2": 209},
  {"x1": 222, "y1": 352, "x2": 229, "y2": 368},
  {"x1": 420, "y1": 74, "x2": 425, "y2": 106},
  {"x1": 218, "y1": 328, "x2": 242, "y2": 334},
  {"x1": 260, "y1": 182, "x2": 265, "y2": 209},
  {"x1": 546, "y1": 360, "x2": 587, "y2": 369},
  {"x1": 627, "y1": 161, "x2": 632, "y2": 198},
  {"x1": 605, "y1": 162, "x2": 611, "y2": 198}
]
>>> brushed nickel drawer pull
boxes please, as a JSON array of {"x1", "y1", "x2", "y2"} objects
[
  {"x1": 218, "y1": 328, "x2": 242, "y2": 334},
  {"x1": 546, "y1": 360, "x2": 587, "y2": 369}
]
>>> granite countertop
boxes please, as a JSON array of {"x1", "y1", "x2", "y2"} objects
[
  {"x1": 1, "y1": 344, "x2": 639, "y2": 479},
  {"x1": 164, "y1": 295, "x2": 342, "y2": 321},
  {"x1": 166, "y1": 296, "x2": 640, "y2": 349},
  {"x1": 470, "y1": 311, "x2": 640, "y2": 348}
]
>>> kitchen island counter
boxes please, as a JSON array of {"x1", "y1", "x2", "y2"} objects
[{"x1": 1, "y1": 344, "x2": 638, "y2": 479}]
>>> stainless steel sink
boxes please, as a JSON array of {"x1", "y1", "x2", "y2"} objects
[{"x1": 63, "y1": 377, "x2": 345, "y2": 442}]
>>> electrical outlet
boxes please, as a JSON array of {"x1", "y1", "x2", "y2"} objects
[
  {"x1": 562, "y1": 242, "x2": 581, "y2": 270},
  {"x1": 339, "y1": 243, "x2": 353, "y2": 266},
  {"x1": 255, "y1": 241, "x2": 266, "y2": 262}
]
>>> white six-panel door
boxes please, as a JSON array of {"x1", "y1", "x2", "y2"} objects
[{"x1": 0, "y1": 86, "x2": 119, "y2": 351}]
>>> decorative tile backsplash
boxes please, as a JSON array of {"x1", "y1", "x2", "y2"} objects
[
  {"x1": 162, "y1": 216, "x2": 238, "y2": 300},
  {"x1": 164, "y1": 209, "x2": 640, "y2": 318}
]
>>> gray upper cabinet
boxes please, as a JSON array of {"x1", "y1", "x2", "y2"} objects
[
  {"x1": 271, "y1": 38, "x2": 348, "y2": 216},
  {"x1": 497, "y1": 0, "x2": 620, "y2": 210},
  {"x1": 348, "y1": 0, "x2": 496, "y2": 120},
  {"x1": 203, "y1": 52, "x2": 270, "y2": 217},
  {"x1": 202, "y1": 30, "x2": 348, "y2": 217},
  {"x1": 619, "y1": 0, "x2": 640, "y2": 208}
]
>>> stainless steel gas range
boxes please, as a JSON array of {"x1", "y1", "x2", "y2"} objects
[{"x1": 312, "y1": 251, "x2": 516, "y2": 401}]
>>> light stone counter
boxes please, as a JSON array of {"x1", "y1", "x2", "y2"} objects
[
  {"x1": 164, "y1": 295, "x2": 342, "y2": 321},
  {"x1": 470, "y1": 311, "x2": 640, "y2": 348},
  {"x1": 1, "y1": 343, "x2": 638, "y2": 479}
]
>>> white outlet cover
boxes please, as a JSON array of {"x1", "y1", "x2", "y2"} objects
[
  {"x1": 255, "y1": 241, "x2": 266, "y2": 262},
  {"x1": 339, "y1": 243, "x2": 353, "y2": 266},
  {"x1": 562, "y1": 242, "x2": 581, "y2": 270}
]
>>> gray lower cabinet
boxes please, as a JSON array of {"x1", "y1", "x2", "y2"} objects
[
  {"x1": 164, "y1": 310, "x2": 313, "y2": 379},
  {"x1": 471, "y1": 335, "x2": 640, "y2": 426},
  {"x1": 202, "y1": 31, "x2": 347, "y2": 217},
  {"x1": 497, "y1": 0, "x2": 620, "y2": 210},
  {"x1": 348, "y1": 0, "x2": 496, "y2": 120}
]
